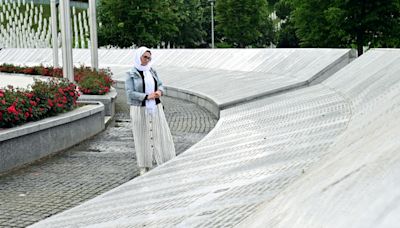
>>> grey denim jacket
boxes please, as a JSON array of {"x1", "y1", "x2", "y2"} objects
[{"x1": 125, "y1": 67, "x2": 165, "y2": 106}]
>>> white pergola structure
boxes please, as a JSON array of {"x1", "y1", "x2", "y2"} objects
[
  {"x1": 50, "y1": 0, "x2": 98, "y2": 81},
  {"x1": 88, "y1": 0, "x2": 98, "y2": 70}
]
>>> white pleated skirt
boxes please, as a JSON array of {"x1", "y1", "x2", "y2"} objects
[{"x1": 130, "y1": 104, "x2": 176, "y2": 168}]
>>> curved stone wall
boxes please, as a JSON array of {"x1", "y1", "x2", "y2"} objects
[
  {"x1": 238, "y1": 49, "x2": 400, "y2": 228},
  {"x1": 0, "y1": 48, "x2": 353, "y2": 118}
]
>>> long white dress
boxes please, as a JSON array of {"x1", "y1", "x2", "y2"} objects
[{"x1": 130, "y1": 104, "x2": 176, "y2": 168}]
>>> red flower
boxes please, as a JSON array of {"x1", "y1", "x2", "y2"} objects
[
  {"x1": 1, "y1": 100, "x2": 5, "y2": 105},
  {"x1": 48, "y1": 99, "x2": 54, "y2": 107},
  {"x1": 25, "y1": 112, "x2": 30, "y2": 118},
  {"x1": 7, "y1": 105, "x2": 18, "y2": 114},
  {"x1": 30, "y1": 100, "x2": 37, "y2": 106},
  {"x1": 23, "y1": 68, "x2": 35, "y2": 74}
]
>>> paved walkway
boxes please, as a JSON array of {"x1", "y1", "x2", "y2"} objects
[{"x1": 0, "y1": 96, "x2": 217, "y2": 228}]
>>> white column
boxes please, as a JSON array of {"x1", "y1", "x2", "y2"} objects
[
  {"x1": 88, "y1": 0, "x2": 98, "y2": 70},
  {"x1": 60, "y1": 0, "x2": 74, "y2": 82},
  {"x1": 50, "y1": 0, "x2": 58, "y2": 67}
]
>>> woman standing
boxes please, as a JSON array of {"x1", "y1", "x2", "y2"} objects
[{"x1": 125, "y1": 46, "x2": 176, "y2": 175}]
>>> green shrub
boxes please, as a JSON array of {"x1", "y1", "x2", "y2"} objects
[
  {"x1": 0, "y1": 78, "x2": 79, "y2": 128},
  {"x1": 0, "y1": 63, "x2": 113, "y2": 95},
  {"x1": 74, "y1": 66, "x2": 114, "y2": 95}
]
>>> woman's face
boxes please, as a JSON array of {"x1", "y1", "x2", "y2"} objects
[{"x1": 140, "y1": 51, "x2": 152, "y2": 66}]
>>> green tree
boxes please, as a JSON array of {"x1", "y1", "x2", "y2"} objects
[
  {"x1": 215, "y1": 0, "x2": 274, "y2": 47},
  {"x1": 168, "y1": 0, "x2": 206, "y2": 47},
  {"x1": 292, "y1": 0, "x2": 347, "y2": 48},
  {"x1": 292, "y1": 0, "x2": 400, "y2": 56},
  {"x1": 338, "y1": 0, "x2": 400, "y2": 55},
  {"x1": 97, "y1": 0, "x2": 178, "y2": 48},
  {"x1": 276, "y1": 23, "x2": 300, "y2": 48},
  {"x1": 274, "y1": 0, "x2": 299, "y2": 47},
  {"x1": 200, "y1": 0, "x2": 224, "y2": 47}
]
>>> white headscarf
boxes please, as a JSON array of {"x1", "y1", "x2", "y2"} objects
[
  {"x1": 134, "y1": 46, "x2": 157, "y2": 115},
  {"x1": 134, "y1": 46, "x2": 153, "y2": 71}
]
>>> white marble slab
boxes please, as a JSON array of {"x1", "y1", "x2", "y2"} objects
[{"x1": 29, "y1": 49, "x2": 400, "y2": 228}]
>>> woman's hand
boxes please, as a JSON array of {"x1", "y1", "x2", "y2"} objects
[
  {"x1": 155, "y1": 90, "x2": 162, "y2": 98},
  {"x1": 147, "y1": 91, "x2": 162, "y2": 100}
]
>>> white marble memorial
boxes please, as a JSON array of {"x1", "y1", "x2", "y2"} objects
[
  {"x1": 1, "y1": 46, "x2": 399, "y2": 227},
  {"x1": 27, "y1": 49, "x2": 400, "y2": 228},
  {"x1": 0, "y1": 1, "x2": 90, "y2": 49}
]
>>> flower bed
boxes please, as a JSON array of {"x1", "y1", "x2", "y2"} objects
[
  {"x1": 0, "y1": 64, "x2": 116, "y2": 127},
  {"x1": 0, "y1": 78, "x2": 79, "y2": 128},
  {"x1": 0, "y1": 102, "x2": 105, "y2": 174},
  {"x1": 74, "y1": 66, "x2": 113, "y2": 95},
  {"x1": 0, "y1": 63, "x2": 114, "y2": 95}
]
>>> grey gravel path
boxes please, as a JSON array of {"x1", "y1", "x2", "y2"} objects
[{"x1": 0, "y1": 96, "x2": 217, "y2": 228}]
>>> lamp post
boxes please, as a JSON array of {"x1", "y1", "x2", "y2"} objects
[{"x1": 209, "y1": 0, "x2": 215, "y2": 48}]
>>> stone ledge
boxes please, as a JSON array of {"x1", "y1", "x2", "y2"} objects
[
  {"x1": 78, "y1": 87, "x2": 117, "y2": 118},
  {"x1": 164, "y1": 86, "x2": 220, "y2": 119},
  {"x1": 0, "y1": 102, "x2": 105, "y2": 174}
]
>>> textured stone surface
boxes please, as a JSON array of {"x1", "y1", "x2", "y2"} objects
[
  {"x1": 0, "y1": 48, "x2": 353, "y2": 109},
  {"x1": 0, "y1": 96, "x2": 216, "y2": 228},
  {"x1": 238, "y1": 49, "x2": 400, "y2": 228},
  {"x1": 3, "y1": 48, "x2": 398, "y2": 228},
  {"x1": 30, "y1": 83, "x2": 352, "y2": 227},
  {"x1": 30, "y1": 49, "x2": 400, "y2": 228}
]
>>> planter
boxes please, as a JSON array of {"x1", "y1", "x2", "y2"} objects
[
  {"x1": 78, "y1": 87, "x2": 117, "y2": 118},
  {"x1": 0, "y1": 102, "x2": 105, "y2": 174}
]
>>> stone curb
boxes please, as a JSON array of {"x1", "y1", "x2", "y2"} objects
[
  {"x1": 78, "y1": 87, "x2": 118, "y2": 117},
  {"x1": 0, "y1": 102, "x2": 105, "y2": 174}
]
